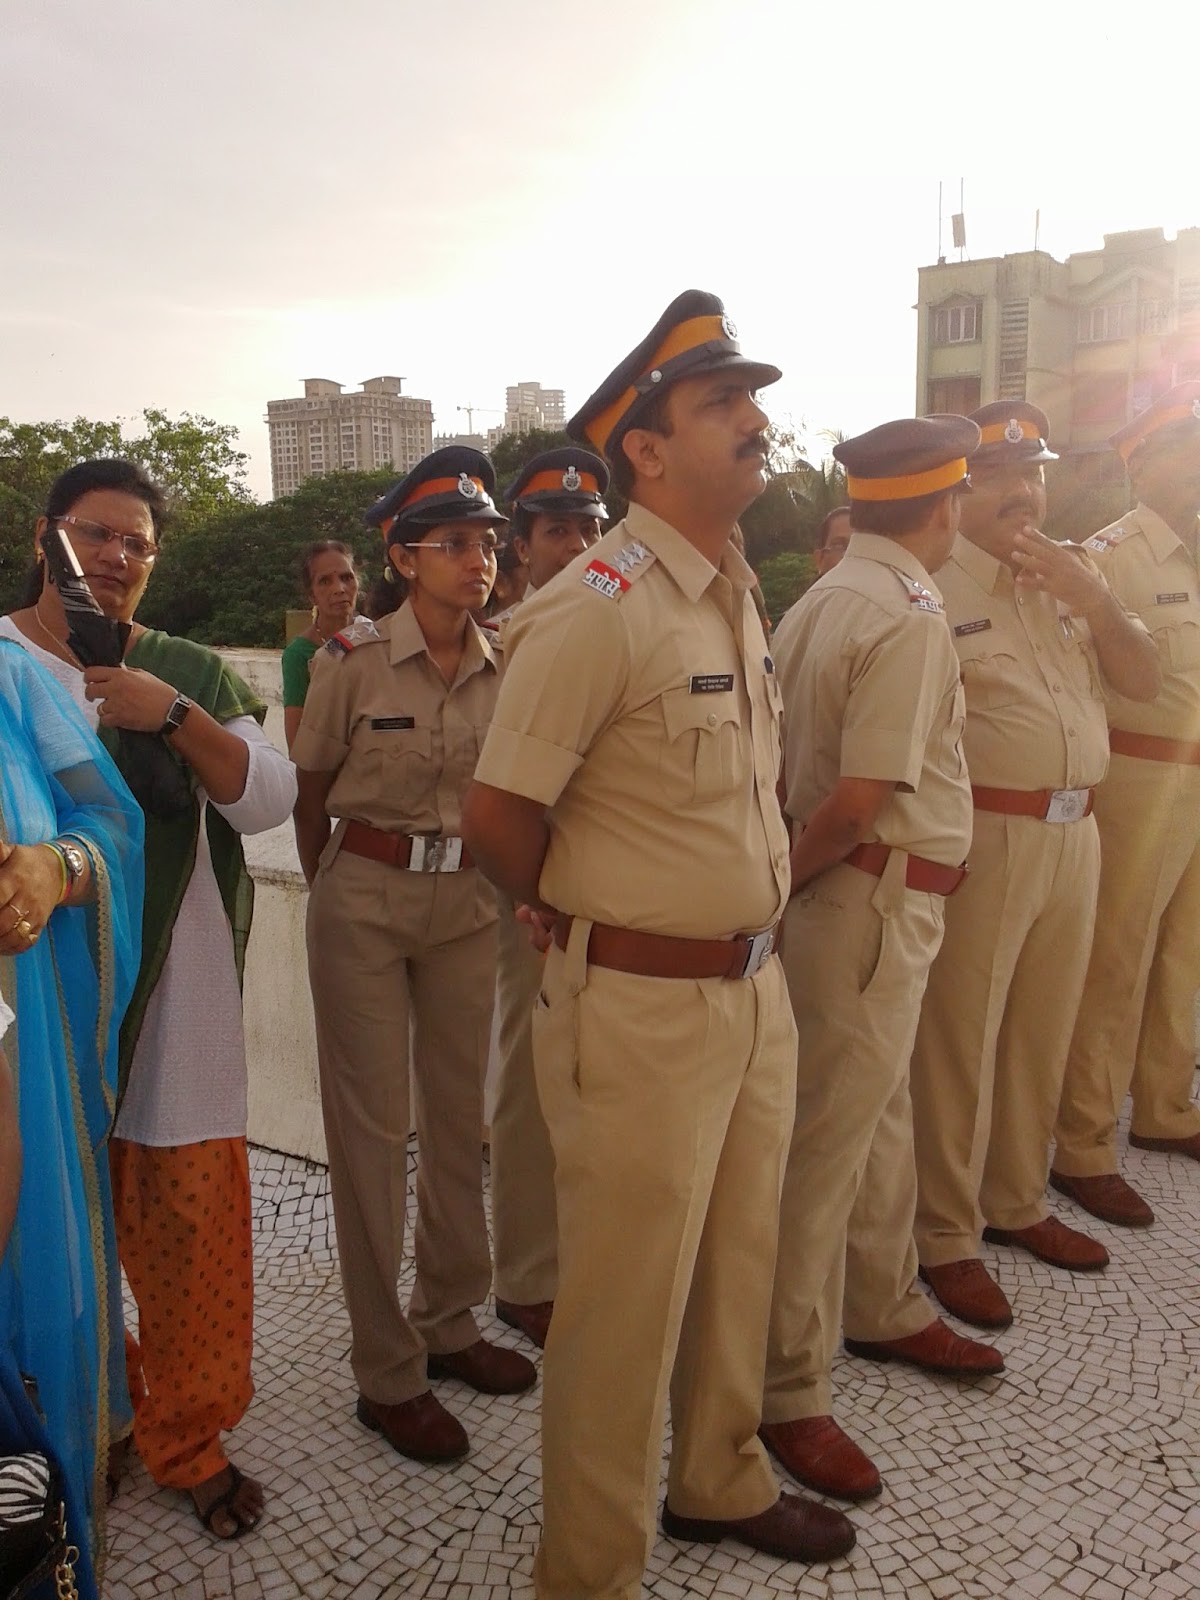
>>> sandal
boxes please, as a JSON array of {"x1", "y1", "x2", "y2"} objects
[{"x1": 191, "y1": 1464, "x2": 259, "y2": 1540}]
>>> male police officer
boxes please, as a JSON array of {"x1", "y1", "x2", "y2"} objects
[
  {"x1": 762, "y1": 417, "x2": 1004, "y2": 1504},
  {"x1": 464, "y1": 291, "x2": 855, "y2": 1598},
  {"x1": 1053, "y1": 382, "x2": 1200, "y2": 1225},
  {"x1": 490, "y1": 447, "x2": 608, "y2": 1347},
  {"x1": 909, "y1": 403, "x2": 1159, "y2": 1328}
]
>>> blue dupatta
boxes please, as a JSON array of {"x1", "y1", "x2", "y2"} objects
[{"x1": 0, "y1": 641, "x2": 143, "y2": 1598}]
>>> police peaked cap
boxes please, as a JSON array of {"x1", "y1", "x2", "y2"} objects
[
  {"x1": 567, "y1": 289, "x2": 782, "y2": 459},
  {"x1": 1110, "y1": 380, "x2": 1200, "y2": 463},
  {"x1": 835, "y1": 415, "x2": 981, "y2": 503},
  {"x1": 365, "y1": 445, "x2": 508, "y2": 540},
  {"x1": 969, "y1": 401, "x2": 1057, "y2": 465},
  {"x1": 503, "y1": 447, "x2": 610, "y2": 521}
]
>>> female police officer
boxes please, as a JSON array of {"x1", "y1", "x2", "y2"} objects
[{"x1": 292, "y1": 447, "x2": 536, "y2": 1464}]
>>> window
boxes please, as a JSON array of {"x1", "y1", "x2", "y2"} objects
[
  {"x1": 926, "y1": 376, "x2": 981, "y2": 414},
  {"x1": 1077, "y1": 303, "x2": 1130, "y2": 344},
  {"x1": 931, "y1": 301, "x2": 981, "y2": 345},
  {"x1": 1139, "y1": 300, "x2": 1170, "y2": 334}
]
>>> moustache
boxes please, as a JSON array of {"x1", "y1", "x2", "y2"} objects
[{"x1": 738, "y1": 436, "x2": 769, "y2": 461}]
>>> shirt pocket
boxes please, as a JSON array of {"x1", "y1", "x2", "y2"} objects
[
  {"x1": 1141, "y1": 608, "x2": 1200, "y2": 673},
  {"x1": 958, "y1": 648, "x2": 1023, "y2": 711},
  {"x1": 1063, "y1": 635, "x2": 1106, "y2": 701},
  {"x1": 360, "y1": 723, "x2": 434, "y2": 786},
  {"x1": 658, "y1": 687, "x2": 742, "y2": 803}
]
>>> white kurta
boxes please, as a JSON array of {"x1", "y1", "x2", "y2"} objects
[{"x1": 0, "y1": 618, "x2": 296, "y2": 1145}]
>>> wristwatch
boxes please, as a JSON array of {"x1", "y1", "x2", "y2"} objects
[
  {"x1": 46, "y1": 838, "x2": 89, "y2": 903},
  {"x1": 159, "y1": 693, "x2": 193, "y2": 736}
]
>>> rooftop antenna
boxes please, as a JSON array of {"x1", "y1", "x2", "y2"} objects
[
  {"x1": 1034, "y1": 207, "x2": 1041, "y2": 252},
  {"x1": 951, "y1": 178, "x2": 966, "y2": 260},
  {"x1": 937, "y1": 181, "x2": 945, "y2": 265}
]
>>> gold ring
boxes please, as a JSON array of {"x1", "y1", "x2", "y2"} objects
[{"x1": 14, "y1": 918, "x2": 34, "y2": 942}]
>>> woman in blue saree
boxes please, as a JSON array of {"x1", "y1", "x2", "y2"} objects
[{"x1": 0, "y1": 639, "x2": 143, "y2": 1599}]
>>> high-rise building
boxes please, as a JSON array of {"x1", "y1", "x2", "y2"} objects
[
  {"x1": 915, "y1": 228, "x2": 1200, "y2": 482},
  {"x1": 502, "y1": 381, "x2": 566, "y2": 437},
  {"x1": 265, "y1": 376, "x2": 434, "y2": 499}
]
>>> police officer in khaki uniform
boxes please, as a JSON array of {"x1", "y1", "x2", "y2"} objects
[
  {"x1": 762, "y1": 417, "x2": 1004, "y2": 1506},
  {"x1": 463, "y1": 291, "x2": 855, "y2": 1598},
  {"x1": 1053, "y1": 382, "x2": 1200, "y2": 1225},
  {"x1": 488, "y1": 448, "x2": 608, "y2": 1348},
  {"x1": 909, "y1": 403, "x2": 1160, "y2": 1329},
  {"x1": 292, "y1": 447, "x2": 536, "y2": 1465}
]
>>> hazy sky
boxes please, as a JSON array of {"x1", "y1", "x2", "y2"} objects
[{"x1": 3, "y1": 0, "x2": 1198, "y2": 499}]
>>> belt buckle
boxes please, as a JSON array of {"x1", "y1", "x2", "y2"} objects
[
  {"x1": 1045, "y1": 788, "x2": 1087, "y2": 824},
  {"x1": 739, "y1": 927, "x2": 776, "y2": 978},
  {"x1": 408, "y1": 836, "x2": 463, "y2": 872}
]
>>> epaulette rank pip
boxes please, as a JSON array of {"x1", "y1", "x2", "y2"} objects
[
  {"x1": 324, "y1": 616, "x2": 382, "y2": 657},
  {"x1": 581, "y1": 539, "x2": 653, "y2": 600}
]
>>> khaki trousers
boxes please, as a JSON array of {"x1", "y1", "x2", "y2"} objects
[
  {"x1": 911, "y1": 812, "x2": 1100, "y2": 1262},
  {"x1": 531, "y1": 923, "x2": 796, "y2": 1600},
  {"x1": 307, "y1": 850, "x2": 497, "y2": 1404},
  {"x1": 765, "y1": 861, "x2": 940, "y2": 1425},
  {"x1": 490, "y1": 892, "x2": 558, "y2": 1305},
  {"x1": 1055, "y1": 754, "x2": 1200, "y2": 1174}
]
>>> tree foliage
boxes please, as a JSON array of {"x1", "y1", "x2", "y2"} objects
[{"x1": 0, "y1": 410, "x2": 253, "y2": 615}]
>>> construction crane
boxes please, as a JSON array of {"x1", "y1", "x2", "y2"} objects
[{"x1": 457, "y1": 404, "x2": 501, "y2": 432}]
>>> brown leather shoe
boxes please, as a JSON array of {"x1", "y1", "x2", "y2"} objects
[
  {"x1": 1049, "y1": 1169, "x2": 1154, "y2": 1228},
  {"x1": 919, "y1": 1258, "x2": 1013, "y2": 1330},
  {"x1": 759, "y1": 1416, "x2": 881, "y2": 1501},
  {"x1": 662, "y1": 1491, "x2": 855, "y2": 1563},
  {"x1": 1129, "y1": 1130, "x2": 1200, "y2": 1161},
  {"x1": 495, "y1": 1299, "x2": 553, "y2": 1349},
  {"x1": 427, "y1": 1338, "x2": 537, "y2": 1395},
  {"x1": 844, "y1": 1316, "x2": 1004, "y2": 1377},
  {"x1": 983, "y1": 1215, "x2": 1108, "y2": 1270},
  {"x1": 356, "y1": 1392, "x2": 469, "y2": 1462}
]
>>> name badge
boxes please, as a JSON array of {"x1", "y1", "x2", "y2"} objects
[
  {"x1": 371, "y1": 716, "x2": 415, "y2": 730},
  {"x1": 954, "y1": 618, "x2": 992, "y2": 637},
  {"x1": 1156, "y1": 592, "x2": 1190, "y2": 606},
  {"x1": 690, "y1": 674, "x2": 735, "y2": 694}
]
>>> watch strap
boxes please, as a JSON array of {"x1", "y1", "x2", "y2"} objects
[{"x1": 160, "y1": 693, "x2": 193, "y2": 736}]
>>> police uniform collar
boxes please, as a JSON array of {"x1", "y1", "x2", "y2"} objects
[
  {"x1": 385, "y1": 599, "x2": 499, "y2": 673},
  {"x1": 952, "y1": 533, "x2": 1010, "y2": 595},
  {"x1": 623, "y1": 503, "x2": 753, "y2": 604},
  {"x1": 1134, "y1": 502, "x2": 1196, "y2": 564},
  {"x1": 843, "y1": 531, "x2": 942, "y2": 594}
]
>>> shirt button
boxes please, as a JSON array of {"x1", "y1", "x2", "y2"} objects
[
  {"x1": 707, "y1": 712, "x2": 718, "y2": 726},
  {"x1": 1053, "y1": 682, "x2": 1063, "y2": 692},
  {"x1": 1068, "y1": 728, "x2": 1077, "y2": 737}
]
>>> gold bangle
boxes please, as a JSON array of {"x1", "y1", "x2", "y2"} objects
[{"x1": 40, "y1": 843, "x2": 69, "y2": 906}]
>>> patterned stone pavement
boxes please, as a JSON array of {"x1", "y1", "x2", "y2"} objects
[{"x1": 105, "y1": 1127, "x2": 1200, "y2": 1600}]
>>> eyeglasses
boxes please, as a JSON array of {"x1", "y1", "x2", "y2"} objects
[
  {"x1": 402, "y1": 533, "x2": 502, "y2": 560},
  {"x1": 55, "y1": 515, "x2": 159, "y2": 564}
]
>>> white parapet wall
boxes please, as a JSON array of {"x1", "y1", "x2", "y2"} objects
[{"x1": 218, "y1": 648, "x2": 501, "y2": 1167}]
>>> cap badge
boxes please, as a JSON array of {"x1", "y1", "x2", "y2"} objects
[
  {"x1": 721, "y1": 313, "x2": 738, "y2": 340},
  {"x1": 1192, "y1": 399, "x2": 1200, "y2": 420},
  {"x1": 1004, "y1": 418, "x2": 1024, "y2": 443},
  {"x1": 561, "y1": 466, "x2": 582, "y2": 492},
  {"x1": 457, "y1": 473, "x2": 480, "y2": 499},
  {"x1": 649, "y1": 369, "x2": 663, "y2": 384}
]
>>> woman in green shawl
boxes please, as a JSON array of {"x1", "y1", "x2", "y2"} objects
[{"x1": 2, "y1": 459, "x2": 297, "y2": 1540}]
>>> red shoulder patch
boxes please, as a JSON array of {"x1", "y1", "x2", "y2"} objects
[{"x1": 581, "y1": 559, "x2": 630, "y2": 599}]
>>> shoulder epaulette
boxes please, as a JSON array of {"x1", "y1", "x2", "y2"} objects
[
  {"x1": 890, "y1": 568, "x2": 944, "y2": 615},
  {"x1": 580, "y1": 538, "x2": 655, "y2": 601},
  {"x1": 1083, "y1": 522, "x2": 1135, "y2": 554},
  {"x1": 323, "y1": 616, "x2": 382, "y2": 657}
]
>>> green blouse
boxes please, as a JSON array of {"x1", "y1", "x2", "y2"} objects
[{"x1": 281, "y1": 634, "x2": 319, "y2": 709}]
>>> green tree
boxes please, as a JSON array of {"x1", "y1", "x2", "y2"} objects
[
  {"x1": 0, "y1": 410, "x2": 255, "y2": 613},
  {"x1": 137, "y1": 468, "x2": 398, "y2": 645},
  {"x1": 757, "y1": 550, "x2": 817, "y2": 625}
]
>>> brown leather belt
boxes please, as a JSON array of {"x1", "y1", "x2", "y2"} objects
[
  {"x1": 972, "y1": 784, "x2": 1095, "y2": 822},
  {"x1": 1110, "y1": 728, "x2": 1200, "y2": 766},
  {"x1": 551, "y1": 914, "x2": 780, "y2": 980},
  {"x1": 341, "y1": 819, "x2": 475, "y2": 872},
  {"x1": 845, "y1": 842, "x2": 968, "y2": 896}
]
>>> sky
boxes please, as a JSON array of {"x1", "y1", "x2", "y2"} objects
[{"x1": 3, "y1": 0, "x2": 1199, "y2": 500}]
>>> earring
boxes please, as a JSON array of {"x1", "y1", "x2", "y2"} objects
[
  {"x1": 311, "y1": 604, "x2": 319, "y2": 621},
  {"x1": 383, "y1": 565, "x2": 396, "y2": 585}
]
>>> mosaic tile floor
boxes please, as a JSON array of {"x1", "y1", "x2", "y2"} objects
[{"x1": 106, "y1": 1128, "x2": 1200, "y2": 1600}]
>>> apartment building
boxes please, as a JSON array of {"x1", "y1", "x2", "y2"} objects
[
  {"x1": 266, "y1": 376, "x2": 434, "y2": 498},
  {"x1": 916, "y1": 227, "x2": 1200, "y2": 480},
  {"x1": 502, "y1": 381, "x2": 566, "y2": 436}
]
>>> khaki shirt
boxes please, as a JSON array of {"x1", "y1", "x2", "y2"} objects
[
  {"x1": 774, "y1": 532, "x2": 972, "y2": 866},
  {"x1": 1084, "y1": 503, "x2": 1200, "y2": 742},
  {"x1": 939, "y1": 536, "x2": 1111, "y2": 790},
  {"x1": 292, "y1": 601, "x2": 501, "y2": 835},
  {"x1": 473, "y1": 503, "x2": 789, "y2": 938}
]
